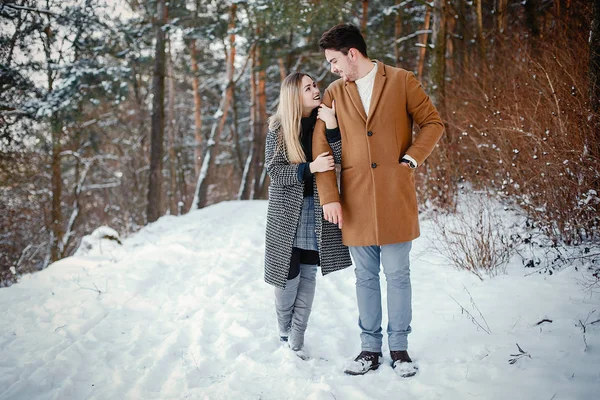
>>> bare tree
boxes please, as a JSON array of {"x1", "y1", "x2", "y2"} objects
[
  {"x1": 146, "y1": 0, "x2": 167, "y2": 223},
  {"x1": 192, "y1": 3, "x2": 237, "y2": 209},
  {"x1": 361, "y1": 0, "x2": 369, "y2": 35},
  {"x1": 394, "y1": 0, "x2": 403, "y2": 68},
  {"x1": 166, "y1": 36, "x2": 178, "y2": 215},
  {"x1": 590, "y1": 0, "x2": 600, "y2": 114},
  {"x1": 417, "y1": 6, "x2": 431, "y2": 79},
  {"x1": 524, "y1": 0, "x2": 541, "y2": 39},
  {"x1": 497, "y1": 0, "x2": 508, "y2": 32},
  {"x1": 189, "y1": 39, "x2": 203, "y2": 179},
  {"x1": 254, "y1": 42, "x2": 268, "y2": 198},
  {"x1": 430, "y1": 0, "x2": 446, "y2": 111},
  {"x1": 239, "y1": 42, "x2": 258, "y2": 200},
  {"x1": 475, "y1": 0, "x2": 485, "y2": 58}
]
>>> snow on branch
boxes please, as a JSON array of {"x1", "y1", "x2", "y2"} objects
[
  {"x1": 2, "y1": 3, "x2": 60, "y2": 17},
  {"x1": 392, "y1": 30, "x2": 432, "y2": 45}
]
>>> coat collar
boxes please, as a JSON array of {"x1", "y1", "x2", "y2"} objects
[{"x1": 344, "y1": 60, "x2": 386, "y2": 124}]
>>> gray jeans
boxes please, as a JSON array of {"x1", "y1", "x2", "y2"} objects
[
  {"x1": 350, "y1": 241, "x2": 412, "y2": 352},
  {"x1": 274, "y1": 263, "x2": 318, "y2": 351}
]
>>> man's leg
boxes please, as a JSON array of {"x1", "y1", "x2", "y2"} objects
[
  {"x1": 381, "y1": 241, "x2": 412, "y2": 351},
  {"x1": 350, "y1": 245, "x2": 383, "y2": 352},
  {"x1": 381, "y1": 241, "x2": 417, "y2": 377},
  {"x1": 289, "y1": 263, "x2": 318, "y2": 351},
  {"x1": 344, "y1": 245, "x2": 384, "y2": 375}
]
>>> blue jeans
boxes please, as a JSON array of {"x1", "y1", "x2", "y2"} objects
[{"x1": 350, "y1": 241, "x2": 412, "y2": 352}]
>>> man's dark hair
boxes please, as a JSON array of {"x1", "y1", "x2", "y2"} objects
[{"x1": 319, "y1": 23, "x2": 368, "y2": 58}]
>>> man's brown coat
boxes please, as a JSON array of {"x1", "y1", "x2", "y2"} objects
[{"x1": 313, "y1": 61, "x2": 444, "y2": 246}]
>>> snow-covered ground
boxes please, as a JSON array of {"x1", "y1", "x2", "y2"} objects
[{"x1": 1, "y1": 200, "x2": 599, "y2": 400}]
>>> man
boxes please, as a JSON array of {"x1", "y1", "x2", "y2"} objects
[{"x1": 313, "y1": 23, "x2": 444, "y2": 377}]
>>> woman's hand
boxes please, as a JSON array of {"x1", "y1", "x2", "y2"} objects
[
  {"x1": 317, "y1": 100, "x2": 337, "y2": 129},
  {"x1": 310, "y1": 152, "x2": 335, "y2": 173}
]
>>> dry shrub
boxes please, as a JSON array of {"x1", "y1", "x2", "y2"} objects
[
  {"x1": 0, "y1": 151, "x2": 50, "y2": 286},
  {"x1": 415, "y1": 133, "x2": 457, "y2": 211},
  {"x1": 445, "y1": 21, "x2": 599, "y2": 246},
  {"x1": 433, "y1": 194, "x2": 516, "y2": 280}
]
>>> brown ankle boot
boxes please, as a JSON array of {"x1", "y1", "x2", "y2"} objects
[
  {"x1": 343, "y1": 351, "x2": 383, "y2": 375},
  {"x1": 390, "y1": 350, "x2": 418, "y2": 377}
]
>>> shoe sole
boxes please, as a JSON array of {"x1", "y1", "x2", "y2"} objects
[
  {"x1": 398, "y1": 370, "x2": 417, "y2": 378},
  {"x1": 392, "y1": 363, "x2": 418, "y2": 378},
  {"x1": 343, "y1": 363, "x2": 382, "y2": 376}
]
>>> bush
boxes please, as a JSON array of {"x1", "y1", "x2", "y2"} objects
[
  {"x1": 433, "y1": 194, "x2": 516, "y2": 280},
  {"x1": 443, "y1": 13, "x2": 599, "y2": 246}
]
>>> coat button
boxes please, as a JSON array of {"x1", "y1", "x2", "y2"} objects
[
  {"x1": 371, "y1": 162, "x2": 377, "y2": 168},
  {"x1": 367, "y1": 131, "x2": 373, "y2": 136}
]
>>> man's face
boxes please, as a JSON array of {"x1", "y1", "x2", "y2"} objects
[{"x1": 324, "y1": 49, "x2": 359, "y2": 82}]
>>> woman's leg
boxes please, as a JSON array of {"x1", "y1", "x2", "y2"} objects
[
  {"x1": 274, "y1": 274, "x2": 300, "y2": 341},
  {"x1": 289, "y1": 263, "x2": 318, "y2": 351}
]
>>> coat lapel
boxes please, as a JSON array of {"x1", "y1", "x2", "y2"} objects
[
  {"x1": 344, "y1": 82, "x2": 367, "y2": 123},
  {"x1": 367, "y1": 61, "x2": 386, "y2": 124}
]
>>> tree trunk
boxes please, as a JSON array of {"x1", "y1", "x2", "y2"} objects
[
  {"x1": 240, "y1": 44, "x2": 257, "y2": 200},
  {"x1": 193, "y1": 3, "x2": 237, "y2": 209},
  {"x1": 394, "y1": 0, "x2": 402, "y2": 67},
  {"x1": 456, "y1": 0, "x2": 468, "y2": 71},
  {"x1": 278, "y1": 57, "x2": 287, "y2": 82},
  {"x1": 167, "y1": 36, "x2": 178, "y2": 215},
  {"x1": 446, "y1": 7, "x2": 455, "y2": 78},
  {"x1": 524, "y1": 0, "x2": 540, "y2": 38},
  {"x1": 41, "y1": 14, "x2": 63, "y2": 263},
  {"x1": 189, "y1": 40, "x2": 203, "y2": 179},
  {"x1": 361, "y1": 1, "x2": 369, "y2": 35},
  {"x1": 230, "y1": 88, "x2": 243, "y2": 174},
  {"x1": 147, "y1": 0, "x2": 167, "y2": 223},
  {"x1": 254, "y1": 43, "x2": 268, "y2": 199},
  {"x1": 431, "y1": 0, "x2": 447, "y2": 112},
  {"x1": 475, "y1": 0, "x2": 485, "y2": 59},
  {"x1": 50, "y1": 115, "x2": 63, "y2": 262},
  {"x1": 428, "y1": 0, "x2": 453, "y2": 209},
  {"x1": 591, "y1": 0, "x2": 600, "y2": 156},
  {"x1": 417, "y1": 7, "x2": 432, "y2": 79},
  {"x1": 590, "y1": 0, "x2": 600, "y2": 113},
  {"x1": 497, "y1": 0, "x2": 508, "y2": 33}
]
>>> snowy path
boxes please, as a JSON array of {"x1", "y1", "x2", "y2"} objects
[{"x1": 1, "y1": 201, "x2": 599, "y2": 399}]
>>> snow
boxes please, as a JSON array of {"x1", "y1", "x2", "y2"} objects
[
  {"x1": 74, "y1": 226, "x2": 122, "y2": 258},
  {"x1": 1, "y1": 200, "x2": 599, "y2": 399}
]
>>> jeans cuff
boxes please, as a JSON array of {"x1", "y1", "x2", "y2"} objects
[{"x1": 361, "y1": 346, "x2": 382, "y2": 353}]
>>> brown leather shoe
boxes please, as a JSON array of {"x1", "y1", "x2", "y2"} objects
[
  {"x1": 390, "y1": 350, "x2": 412, "y2": 363},
  {"x1": 344, "y1": 351, "x2": 383, "y2": 375},
  {"x1": 390, "y1": 350, "x2": 418, "y2": 377}
]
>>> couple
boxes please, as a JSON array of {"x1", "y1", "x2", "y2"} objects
[{"x1": 264, "y1": 23, "x2": 444, "y2": 377}]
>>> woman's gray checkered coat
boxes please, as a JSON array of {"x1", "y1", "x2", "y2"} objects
[{"x1": 264, "y1": 126, "x2": 352, "y2": 289}]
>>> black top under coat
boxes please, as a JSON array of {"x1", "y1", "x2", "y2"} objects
[{"x1": 296, "y1": 107, "x2": 341, "y2": 197}]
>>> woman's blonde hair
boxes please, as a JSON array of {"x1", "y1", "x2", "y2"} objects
[{"x1": 268, "y1": 72, "x2": 312, "y2": 164}]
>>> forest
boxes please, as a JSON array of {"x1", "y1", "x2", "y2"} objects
[{"x1": 1, "y1": 0, "x2": 599, "y2": 285}]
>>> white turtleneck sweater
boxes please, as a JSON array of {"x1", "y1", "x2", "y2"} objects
[{"x1": 354, "y1": 62, "x2": 378, "y2": 116}]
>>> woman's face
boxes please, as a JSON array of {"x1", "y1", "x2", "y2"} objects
[{"x1": 300, "y1": 75, "x2": 321, "y2": 116}]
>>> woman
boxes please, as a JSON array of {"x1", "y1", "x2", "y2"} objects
[{"x1": 264, "y1": 72, "x2": 352, "y2": 358}]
